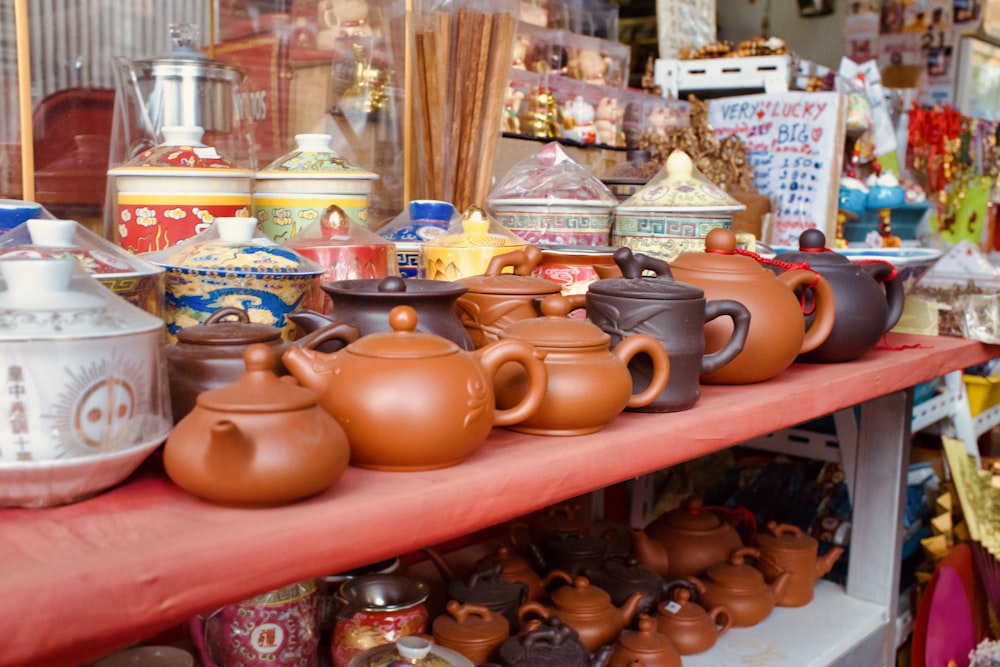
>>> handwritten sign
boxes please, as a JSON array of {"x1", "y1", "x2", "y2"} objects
[{"x1": 707, "y1": 92, "x2": 846, "y2": 247}]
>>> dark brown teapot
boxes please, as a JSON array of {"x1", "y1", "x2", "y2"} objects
[
  {"x1": 519, "y1": 572, "x2": 643, "y2": 652},
  {"x1": 542, "y1": 530, "x2": 616, "y2": 578},
  {"x1": 432, "y1": 601, "x2": 511, "y2": 665},
  {"x1": 607, "y1": 614, "x2": 682, "y2": 667},
  {"x1": 754, "y1": 520, "x2": 844, "y2": 607},
  {"x1": 654, "y1": 579, "x2": 730, "y2": 655},
  {"x1": 686, "y1": 547, "x2": 791, "y2": 628},
  {"x1": 443, "y1": 564, "x2": 529, "y2": 632},
  {"x1": 474, "y1": 545, "x2": 547, "y2": 602},
  {"x1": 498, "y1": 617, "x2": 612, "y2": 667},
  {"x1": 584, "y1": 556, "x2": 667, "y2": 617},
  {"x1": 773, "y1": 229, "x2": 904, "y2": 363},
  {"x1": 163, "y1": 344, "x2": 351, "y2": 506},
  {"x1": 456, "y1": 246, "x2": 562, "y2": 348},
  {"x1": 630, "y1": 496, "x2": 745, "y2": 578},
  {"x1": 669, "y1": 228, "x2": 835, "y2": 384}
]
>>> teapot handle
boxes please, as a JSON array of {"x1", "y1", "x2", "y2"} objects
[
  {"x1": 707, "y1": 606, "x2": 732, "y2": 637},
  {"x1": 766, "y1": 521, "x2": 803, "y2": 538},
  {"x1": 293, "y1": 321, "x2": 361, "y2": 352},
  {"x1": 204, "y1": 306, "x2": 251, "y2": 325},
  {"x1": 701, "y1": 299, "x2": 751, "y2": 375},
  {"x1": 613, "y1": 246, "x2": 673, "y2": 280},
  {"x1": 860, "y1": 261, "x2": 905, "y2": 332},
  {"x1": 485, "y1": 245, "x2": 543, "y2": 276},
  {"x1": 610, "y1": 333, "x2": 671, "y2": 409},
  {"x1": 477, "y1": 339, "x2": 549, "y2": 427},
  {"x1": 776, "y1": 269, "x2": 835, "y2": 355}
]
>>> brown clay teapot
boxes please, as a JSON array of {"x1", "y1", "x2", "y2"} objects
[
  {"x1": 630, "y1": 496, "x2": 745, "y2": 578},
  {"x1": 456, "y1": 246, "x2": 562, "y2": 348},
  {"x1": 497, "y1": 617, "x2": 612, "y2": 667},
  {"x1": 494, "y1": 293, "x2": 670, "y2": 436},
  {"x1": 654, "y1": 579, "x2": 730, "y2": 655},
  {"x1": 668, "y1": 228, "x2": 835, "y2": 384},
  {"x1": 584, "y1": 556, "x2": 667, "y2": 617},
  {"x1": 607, "y1": 614, "x2": 682, "y2": 667},
  {"x1": 443, "y1": 564, "x2": 529, "y2": 632},
  {"x1": 473, "y1": 545, "x2": 547, "y2": 602},
  {"x1": 754, "y1": 520, "x2": 844, "y2": 607},
  {"x1": 432, "y1": 601, "x2": 510, "y2": 665},
  {"x1": 773, "y1": 228, "x2": 904, "y2": 363},
  {"x1": 282, "y1": 305, "x2": 548, "y2": 471},
  {"x1": 163, "y1": 343, "x2": 351, "y2": 505},
  {"x1": 686, "y1": 547, "x2": 791, "y2": 628},
  {"x1": 518, "y1": 572, "x2": 643, "y2": 652}
]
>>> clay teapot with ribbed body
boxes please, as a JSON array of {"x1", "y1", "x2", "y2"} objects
[
  {"x1": 754, "y1": 520, "x2": 844, "y2": 607},
  {"x1": 630, "y1": 496, "x2": 744, "y2": 578},
  {"x1": 668, "y1": 228, "x2": 835, "y2": 384},
  {"x1": 283, "y1": 305, "x2": 547, "y2": 471},
  {"x1": 773, "y1": 229, "x2": 904, "y2": 363}
]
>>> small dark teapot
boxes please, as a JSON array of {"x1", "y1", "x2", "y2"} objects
[
  {"x1": 774, "y1": 228, "x2": 904, "y2": 363},
  {"x1": 542, "y1": 529, "x2": 616, "y2": 577},
  {"x1": 445, "y1": 564, "x2": 529, "y2": 632},
  {"x1": 585, "y1": 556, "x2": 666, "y2": 617},
  {"x1": 498, "y1": 617, "x2": 612, "y2": 667}
]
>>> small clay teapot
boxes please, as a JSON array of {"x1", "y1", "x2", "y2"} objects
[
  {"x1": 444, "y1": 564, "x2": 529, "y2": 632},
  {"x1": 518, "y1": 572, "x2": 644, "y2": 652},
  {"x1": 283, "y1": 305, "x2": 548, "y2": 471},
  {"x1": 497, "y1": 617, "x2": 612, "y2": 667},
  {"x1": 754, "y1": 520, "x2": 844, "y2": 607},
  {"x1": 607, "y1": 614, "x2": 682, "y2": 667},
  {"x1": 630, "y1": 496, "x2": 745, "y2": 578},
  {"x1": 163, "y1": 344, "x2": 351, "y2": 505},
  {"x1": 473, "y1": 545, "x2": 547, "y2": 602},
  {"x1": 585, "y1": 556, "x2": 667, "y2": 617},
  {"x1": 432, "y1": 601, "x2": 511, "y2": 665},
  {"x1": 654, "y1": 579, "x2": 730, "y2": 655},
  {"x1": 456, "y1": 245, "x2": 562, "y2": 348},
  {"x1": 494, "y1": 293, "x2": 670, "y2": 435},
  {"x1": 686, "y1": 547, "x2": 791, "y2": 628},
  {"x1": 774, "y1": 228, "x2": 904, "y2": 363},
  {"x1": 290, "y1": 275, "x2": 474, "y2": 351},
  {"x1": 669, "y1": 228, "x2": 835, "y2": 384}
]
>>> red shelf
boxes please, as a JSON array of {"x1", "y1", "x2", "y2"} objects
[{"x1": 2, "y1": 333, "x2": 997, "y2": 666}]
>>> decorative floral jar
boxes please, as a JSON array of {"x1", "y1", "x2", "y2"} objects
[
  {"x1": 142, "y1": 216, "x2": 324, "y2": 341},
  {"x1": 109, "y1": 125, "x2": 253, "y2": 253},
  {"x1": 0, "y1": 257, "x2": 171, "y2": 507},
  {"x1": 612, "y1": 150, "x2": 745, "y2": 262},
  {"x1": 253, "y1": 133, "x2": 378, "y2": 241}
]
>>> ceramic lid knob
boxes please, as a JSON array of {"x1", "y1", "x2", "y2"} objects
[
  {"x1": 26, "y1": 218, "x2": 76, "y2": 247},
  {"x1": 160, "y1": 125, "x2": 205, "y2": 146},
  {"x1": 294, "y1": 133, "x2": 335, "y2": 152},
  {"x1": 216, "y1": 217, "x2": 258, "y2": 242},
  {"x1": 704, "y1": 228, "x2": 737, "y2": 254}
]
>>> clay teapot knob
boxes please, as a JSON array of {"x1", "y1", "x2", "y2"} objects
[
  {"x1": 703, "y1": 228, "x2": 737, "y2": 255},
  {"x1": 244, "y1": 343, "x2": 278, "y2": 373},
  {"x1": 613, "y1": 246, "x2": 673, "y2": 280},
  {"x1": 673, "y1": 587, "x2": 692, "y2": 604},
  {"x1": 798, "y1": 228, "x2": 827, "y2": 250},
  {"x1": 486, "y1": 245, "x2": 543, "y2": 276},
  {"x1": 378, "y1": 276, "x2": 407, "y2": 293},
  {"x1": 388, "y1": 305, "x2": 419, "y2": 333},
  {"x1": 681, "y1": 496, "x2": 704, "y2": 512},
  {"x1": 539, "y1": 294, "x2": 572, "y2": 318}
]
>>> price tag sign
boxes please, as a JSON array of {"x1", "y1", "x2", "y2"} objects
[{"x1": 707, "y1": 91, "x2": 846, "y2": 247}]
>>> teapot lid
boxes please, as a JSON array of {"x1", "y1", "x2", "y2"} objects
[
  {"x1": 175, "y1": 307, "x2": 282, "y2": 346},
  {"x1": 284, "y1": 204, "x2": 394, "y2": 252},
  {"x1": 499, "y1": 618, "x2": 589, "y2": 666},
  {"x1": 501, "y1": 294, "x2": 609, "y2": 349},
  {"x1": 776, "y1": 229, "x2": 852, "y2": 268},
  {"x1": 549, "y1": 575, "x2": 612, "y2": 613},
  {"x1": 458, "y1": 246, "x2": 561, "y2": 296},
  {"x1": 547, "y1": 531, "x2": 608, "y2": 558},
  {"x1": 448, "y1": 564, "x2": 526, "y2": 606},
  {"x1": 432, "y1": 601, "x2": 510, "y2": 644},
  {"x1": 662, "y1": 496, "x2": 728, "y2": 532},
  {"x1": 347, "y1": 305, "x2": 460, "y2": 359},
  {"x1": 670, "y1": 228, "x2": 771, "y2": 276},
  {"x1": 617, "y1": 151, "x2": 745, "y2": 213},
  {"x1": 257, "y1": 133, "x2": 377, "y2": 181},
  {"x1": 616, "y1": 614, "x2": 677, "y2": 655},
  {"x1": 323, "y1": 275, "x2": 468, "y2": 301},
  {"x1": 196, "y1": 344, "x2": 317, "y2": 412},
  {"x1": 705, "y1": 548, "x2": 766, "y2": 590},
  {"x1": 756, "y1": 521, "x2": 816, "y2": 551},
  {"x1": 117, "y1": 126, "x2": 247, "y2": 173},
  {"x1": 588, "y1": 247, "x2": 704, "y2": 300}
]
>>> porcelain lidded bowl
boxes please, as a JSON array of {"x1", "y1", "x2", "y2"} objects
[
  {"x1": 612, "y1": 150, "x2": 745, "y2": 262},
  {"x1": 0, "y1": 257, "x2": 172, "y2": 507},
  {"x1": 253, "y1": 133, "x2": 378, "y2": 241},
  {"x1": 487, "y1": 142, "x2": 617, "y2": 247},
  {"x1": 378, "y1": 200, "x2": 457, "y2": 278},
  {"x1": 0, "y1": 217, "x2": 165, "y2": 318},
  {"x1": 109, "y1": 125, "x2": 253, "y2": 253},
  {"x1": 142, "y1": 216, "x2": 325, "y2": 342},
  {"x1": 421, "y1": 207, "x2": 527, "y2": 281}
]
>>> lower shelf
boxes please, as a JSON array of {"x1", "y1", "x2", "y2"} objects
[{"x1": 682, "y1": 580, "x2": 888, "y2": 667}]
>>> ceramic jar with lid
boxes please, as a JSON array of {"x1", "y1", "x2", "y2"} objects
[
  {"x1": 612, "y1": 150, "x2": 746, "y2": 262},
  {"x1": 109, "y1": 125, "x2": 253, "y2": 253},
  {"x1": 421, "y1": 207, "x2": 527, "y2": 281},
  {"x1": 587, "y1": 247, "x2": 750, "y2": 412},
  {"x1": 487, "y1": 142, "x2": 617, "y2": 247},
  {"x1": 282, "y1": 305, "x2": 548, "y2": 471},
  {"x1": 142, "y1": 216, "x2": 325, "y2": 341},
  {"x1": 163, "y1": 343, "x2": 351, "y2": 505},
  {"x1": 599, "y1": 149, "x2": 660, "y2": 203},
  {"x1": 378, "y1": 200, "x2": 457, "y2": 278},
  {"x1": 0, "y1": 217, "x2": 166, "y2": 317},
  {"x1": 0, "y1": 257, "x2": 171, "y2": 507},
  {"x1": 494, "y1": 293, "x2": 670, "y2": 436},
  {"x1": 669, "y1": 228, "x2": 836, "y2": 384},
  {"x1": 254, "y1": 133, "x2": 379, "y2": 241}
]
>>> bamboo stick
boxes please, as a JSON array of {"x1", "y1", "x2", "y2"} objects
[
  {"x1": 14, "y1": 0, "x2": 34, "y2": 202},
  {"x1": 473, "y1": 11, "x2": 516, "y2": 205}
]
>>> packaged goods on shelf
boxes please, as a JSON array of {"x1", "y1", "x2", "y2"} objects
[{"x1": 654, "y1": 54, "x2": 798, "y2": 99}]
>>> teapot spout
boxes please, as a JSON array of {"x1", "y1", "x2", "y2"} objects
[
  {"x1": 281, "y1": 346, "x2": 328, "y2": 395},
  {"x1": 617, "y1": 590, "x2": 645, "y2": 628},
  {"x1": 815, "y1": 545, "x2": 845, "y2": 580},
  {"x1": 288, "y1": 309, "x2": 336, "y2": 335},
  {"x1": 630, "y1": 528, "x2": 670, "y2": 578},
  {"x1": 207, "y1": 420, "x2": 253, "y2": 473}
]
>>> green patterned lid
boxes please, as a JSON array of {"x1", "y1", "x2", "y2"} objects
[
  {"x1": 618, "y1": 150, "x2": 745, "y2": 214},
  {"x1": 256, "y1": 133, "x2": 377, "y2": 181}
]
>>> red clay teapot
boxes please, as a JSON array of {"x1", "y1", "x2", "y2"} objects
[
  {"x1": 282, "y1": 305, "x2": 548, "y2": 471},
  {"x1": 432, "y1": 601, "x2": 510, "y2": 665},
  {"x1": 164, "y1": 344, "x2": 351, "y2": 506},
  {"x1": 654, "y1": 579, "x2": 731, "y2": 655},
  {"x1": 668, "y1": 228, "x2": 835, "y2": 384},
  {"x1": 754, "y1": 520, "x2": 844, "y2": 607},
  {"x1": 518, "y1": 572, "x2": 643, "y2": 652},
  {"x1": 773, "y1": 229, "x2": 904, "y2": 363},
  {"x1": 686, "y1": 547, "x2": 791, "y2": 628},
  {"x1": 630, "y1": 496, "x2": 745, "y2": 578},
  {"x1": 607, "y1": 614, "x2": 682, "y2": 667}
]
